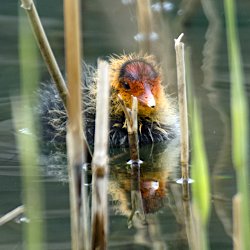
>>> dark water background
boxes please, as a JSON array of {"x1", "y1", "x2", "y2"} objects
[{"x1": 1, "y1": 0, "x2": 250, "y2": 249}]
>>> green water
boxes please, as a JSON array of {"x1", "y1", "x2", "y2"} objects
[{"x1": 1, "y1": 0, "x2": 250, "y2": 249}]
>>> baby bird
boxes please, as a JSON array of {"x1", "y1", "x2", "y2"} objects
[{"x1": 38, "y1": 54, "x2": 179, "y2": 148}]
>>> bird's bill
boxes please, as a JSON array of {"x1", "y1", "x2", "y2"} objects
[{"x1": 137, "y1": 83, "x2": 156, "y2": 108}]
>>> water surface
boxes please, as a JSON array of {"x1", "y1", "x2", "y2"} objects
[{"x1": 1, "y1": 0, "x2": 250, "y2": 249}]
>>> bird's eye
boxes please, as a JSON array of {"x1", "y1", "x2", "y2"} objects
[{"x1": 121, "y1": 81, "x2": 130, "y2": 90}]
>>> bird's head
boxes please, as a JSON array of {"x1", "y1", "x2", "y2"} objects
[{"x1": 110, "y1": 54, "x2": 164, "y2": 116}]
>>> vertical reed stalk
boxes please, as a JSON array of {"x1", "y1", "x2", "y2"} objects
[
  {"x1": 91, "y1": 60, "x2": 110, "y2": 250},
  {"x1": 16, "y1": 7, "x2": 45, "y2": 250},
  {"x1": 174, "y1": 33, "x2": 189, "y2": 181},
  {"x1": 128, "y1": 97, "x2": 140, "y2": 163},
  {"x1": 118, "y1": 96, "x2": 143, "y2": 227},
  {"x1": 121, "y1": 97, "x2": 144, "y2": 227},
  {"x1": 118, "y1": 96, "x2": 140, "y2": 164},
  {"x1": 64, "y1": 0, "x2": 85, "y2": 249},
  {"x1": 224, "y1": 1, "x2": 250, "y2": 249},
  {"x1": 191, "y1": 100, "x2": 210, "y2": 250},
  {"x1": 136, "y1": 0, "x2": 153, "y2": 53},
  {"x1": 233, "y1": 194, "x2": 241, "y2": 250},
  {"x1": 128, "y1": 164, "x2": 146, "y2": 228},
  {"x1": 20, "y1": 0, "x2": 68, "y2": 107},
  {"x1": 81, "y1": 164, "x2": 91, "y2": 250},
  {"x1": 182, "y1": 199, "x2": 196, "y2": 250}
]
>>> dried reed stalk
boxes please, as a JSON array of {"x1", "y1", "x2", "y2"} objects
[
  {"x1": 118, "y1": 96, "x2": 140, "y2": 163},
  {"x1": 0, "y1": 205, "x2": 25, "y2": 226},
  {"x1": 91, "y1": 60, "x2": 110, "y2": 250},
  {"x1": 64, "y1": 0, "x2": 85, "y2": 249},
  {"x1": 20, "y1": 0, "x2": 68, "y2": 107},
  {"x1": 81, "y1": 164, "x2": 91, "y2": 250},
  {"x1": 175, "y1": 33, "x2": 189, "y2": 181},
  {"x1": 136, "y1": 0, "x2": 153, "y2": 53},
  {"x1": 128, "y1": 165, "x2": 145, "y2": 228},
  {"x1": 233, "y1": 193, "x2": 241, "y2": 250},
  {"x1": 118, "y1": 96, "x2": 143, "y2": 227},
  {"x1": 182, "y1": 199, "x2": 196, "y2": 250}
]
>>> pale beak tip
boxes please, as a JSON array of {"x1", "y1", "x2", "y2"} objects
[{"x1": 147, "y1": 98, "x2": 156, "y2": 108}]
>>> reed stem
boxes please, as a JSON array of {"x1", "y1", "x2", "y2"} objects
[
  {"x1": 191, "y1": 100, "x2": 210, "y2": 250},
  {"x1": 0, "y1": 205, "x2": 25, "y2": 226},
  {"x1": 91, "y1": 60, "x2": 110, "y2": 250},
  {"x1": 81, "y1": 164, "x2": 91, "y2": 250},
  {"x1": 224, "y1": 0, "x2": 250, "y2": 249},
  {"x1": 64, "y1": 0, "x2": 85, "y2": 249},
  {"x1": 15, "y1": 7, "x2": 45, "y2": 249},
  {"x1": 233, "y1": 193, "x2": 241, "y2": 250},
  {"x1": 191, "y1": 101, "x2": 210, "y2": 218},
  {"x1": 118, "y1": 96, "x2": 140, "y2": 163},
  {"x1": 175, "y1": 33, "x2": 189, "y2": 181},
  {"x1": 136, "y1": 0, "x2": 153, "y2": 53},
  {"x1": 118, "y1": 96, "x2": 143, "y2": 228},
  {"x1": 20, "y1": 0, "x2": 68, "y2": 107}
]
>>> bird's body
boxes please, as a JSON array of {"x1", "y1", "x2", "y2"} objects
[{"x1": 38, "y1": 54, "x2": 179, "y2": 149}]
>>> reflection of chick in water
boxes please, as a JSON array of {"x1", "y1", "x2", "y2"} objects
[
  {"x1": 140, "y1": 177, "x2": 165, "y2": 214},
  {"x1": 109, "y1": 137, "x2": 180, "y2": 218},
  {"x1": 110, "y1": 164, "x2": 167, "y2": 216}
]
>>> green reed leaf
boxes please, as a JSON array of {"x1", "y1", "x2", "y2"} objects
[
  {"x1": 16, "y1": 7, "x2": 45, "y2": 250},
  {"x1": 224, "y1": 0, "x2": 250, "y2": 249},
  {"x1": 191, "y1": 100, "x2": 211, "y2": 226}
]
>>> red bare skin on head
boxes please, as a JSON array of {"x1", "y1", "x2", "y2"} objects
[
  {"x1": 118, "y1": 60, "x2": 161, "y2": 107},
  {"x1": 123, "y1": 61, "x2": 157, "y2": 82}
]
